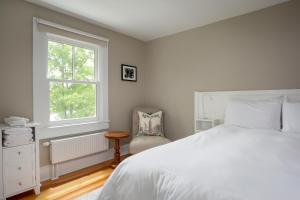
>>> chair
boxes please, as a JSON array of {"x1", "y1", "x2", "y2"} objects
[{"x1": 129, "y1": 107, "x2": 171, "y2": 154}]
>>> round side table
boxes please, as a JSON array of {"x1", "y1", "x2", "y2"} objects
[{"x1": 105, "y1": 131, "x2": 129, "y2": 168}]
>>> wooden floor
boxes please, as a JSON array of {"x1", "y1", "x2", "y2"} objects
[{"x1": 7, "y1": 156, "x2": 128, "y2": 200}]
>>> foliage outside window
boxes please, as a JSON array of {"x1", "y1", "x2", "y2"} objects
[{"x1": 48, "y1": 40, "x2": 97, "y2": 121}]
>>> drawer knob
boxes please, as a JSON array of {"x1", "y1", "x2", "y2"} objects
[
  {"x1": 18, "y1": 151, "x2": 21, "y2": 155},
  {"x1": 18, "y1": 182, "x2": 22, "y2": 186},
  {"x1": 18, "y1": 167, "x2": 22, "y2": 170}
]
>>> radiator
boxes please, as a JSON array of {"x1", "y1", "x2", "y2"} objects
[{"x1": 49, "y1": 132, "x2": 109, "y2": 179}]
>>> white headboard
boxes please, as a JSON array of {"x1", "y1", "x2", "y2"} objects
[{"x1": 194, "y1": 89, "x2": 300, "y2": 132}]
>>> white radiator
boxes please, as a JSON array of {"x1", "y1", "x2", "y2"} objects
[{"x1": 49, "y1": 132, "x2": 109, "y2": 179}]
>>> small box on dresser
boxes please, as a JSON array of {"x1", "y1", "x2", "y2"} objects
[{"x1": 0, "y1": 123, "x2": 40, "y2": 199}]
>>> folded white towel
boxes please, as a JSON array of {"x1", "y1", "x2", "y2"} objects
[
  {"x1": 4, "y1": 116, "x2": 30, "y2": 123},
  {"x1": 4, "y1": 128, "x2": 32, "y2": 135},
  {"x1": 6, "y1": 121, "x2": 26, "y2": 127},
  {"x1": 3, "y1": 138, "x2": 34, "y2": 147},
  {"x1": 4, "y1": 116, "x2": 30, "y2": 127},
  {"x1": 3, "y1": 133, "x2": 34, "y2": 147},
  {"x1": 3, "y1": 133, "x2": 33, "y2": 141}
]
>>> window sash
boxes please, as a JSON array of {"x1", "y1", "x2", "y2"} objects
[
  {"x1": 47, "y1": 33, "x2": 99, "y2": 82},
  {"x1": 48, "y1": 40, "x2": 96, "y2": 81},
  {"x1": 48, "y1": 79, "x2": 100, "y2": 125}
]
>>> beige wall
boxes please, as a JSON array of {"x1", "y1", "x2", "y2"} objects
[
  {"x1": 144, "y1": 0, "x2": 300, "y2": 141},
  {"x1": 1, "y1": 0, "x2": 300, "y2": 167},
  {"x1": 0, "y1": 0, "x2": 146, "y2": 166}
]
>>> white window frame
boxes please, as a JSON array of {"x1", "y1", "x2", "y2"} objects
[{"x1": 33, "y1": 18, "x2": 109, "y2": 139}]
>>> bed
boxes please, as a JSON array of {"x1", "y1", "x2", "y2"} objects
[{"x1": 98, "y1": 89, "x2": 300, "y2": 200}]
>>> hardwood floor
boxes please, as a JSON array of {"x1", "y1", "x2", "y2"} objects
[{"x1": 8, "y1": 156, "x2": 129, "y2": 200}]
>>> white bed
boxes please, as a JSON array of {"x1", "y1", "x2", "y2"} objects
[
  {"x1": 98, "y1": 89, "x2": 300, "y2": 200},
  {"x1": 98, "y1": 125, "x2": 300, "y2": 200}
]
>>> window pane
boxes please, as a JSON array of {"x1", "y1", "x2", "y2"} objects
[
  {"x1": 74, "y1": 47, "x2": 95, "y2": 81},
  {"x1": 48, "y1": 41, "x2": 72, "y2": 80},
  {"x1": 50, "y1": 82, "x2": 96, "y2": 121}
]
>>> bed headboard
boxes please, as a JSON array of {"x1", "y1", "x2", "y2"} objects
[{"x1": 194, "y1": 89, "x2": 300, "y2": 132}]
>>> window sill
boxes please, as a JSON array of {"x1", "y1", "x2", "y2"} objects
[{"x1": 39, "y1": 120, "x2": 110, "y2": 139}]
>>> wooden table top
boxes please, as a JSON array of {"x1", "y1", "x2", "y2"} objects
[{"x1": 105, "y1": 131, "x2": 129, "y2": 139}]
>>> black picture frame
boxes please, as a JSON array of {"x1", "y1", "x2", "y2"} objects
[{"x1": 121, "y1": 64, "x2": 137, "y2": 82}]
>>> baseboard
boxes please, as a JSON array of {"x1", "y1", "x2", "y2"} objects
[{"x1": 40, "y1": 144, "x2": 129, "y2": 181}]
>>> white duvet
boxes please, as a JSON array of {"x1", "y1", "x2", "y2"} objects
[{"x1": 98, "y1": 126, "x2": 300, "y2": 200}]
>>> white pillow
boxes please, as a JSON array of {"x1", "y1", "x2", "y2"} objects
[
  {"x1": 282, "y1": 100, "x2": 300, "y2": 133},
  {"x1": 225, "y1": 98, "x2": 282, "y2": 130},
  {"x1": 138, "y1": 111, "x2": 163, "y2": 136}
]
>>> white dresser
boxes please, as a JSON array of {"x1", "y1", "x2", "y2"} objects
[{"x1": 0, "y1": 123, "x2": 40, "y2": 199}]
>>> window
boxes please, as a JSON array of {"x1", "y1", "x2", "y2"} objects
[
  {"x1": 33, "y1": 18, "x2": 109, "y2": 139},
  {"x1": 48, "y1": 37, "x2": 97, "y2": 123}
]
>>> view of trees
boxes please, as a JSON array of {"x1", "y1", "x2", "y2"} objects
[{"x1": 48, "y1": 40, "x2": 96, "y2": 121}]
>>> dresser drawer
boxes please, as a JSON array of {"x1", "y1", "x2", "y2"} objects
[
  {"x1": 3, "y1": 144, "x2": 35, "y2": 165},
  {"x1": 4, "y1": 162, "x2": 35, "y2": 181},
  {"x1": 4, "y1": 174, "x2": 35, "y2": 196}
]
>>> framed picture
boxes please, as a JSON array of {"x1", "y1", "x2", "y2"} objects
[{"x1": 121, "y1": 64, "x2": 137, "y2": 82}]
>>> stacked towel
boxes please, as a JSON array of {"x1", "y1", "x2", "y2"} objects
[
  {"x1": 4, "y1": 116, "x2": 30, "y2": 127},
  {"x1": 3, "y1": 128, "x2": 33, "y2": 147},
  {"x1": 4, "y1": 128, "x2": 32, "y2": 134}
]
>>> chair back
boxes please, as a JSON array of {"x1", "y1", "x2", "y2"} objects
[{"x1": 132, "y1": 107, "x2": 164, "y2": 138}]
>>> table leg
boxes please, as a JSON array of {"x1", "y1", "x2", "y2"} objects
[{"x1": 114, "y1": 138, "x2": 121, "y2": 166}]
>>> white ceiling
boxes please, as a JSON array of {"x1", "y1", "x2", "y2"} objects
[{"x1": 27, "y1": 0, "x2": 289, "y2": 41}]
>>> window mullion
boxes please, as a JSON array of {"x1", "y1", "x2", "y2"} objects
[{"x1": 72, "y1": 46, "x2": 75, "y2": 80}]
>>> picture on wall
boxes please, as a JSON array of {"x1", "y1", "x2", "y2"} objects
[{"x1": 121, "y1": 64, "x2": 137, "y2": 82}]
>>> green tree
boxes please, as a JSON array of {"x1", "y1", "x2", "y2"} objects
[{"x1": 48, "y1": 41, "x2": 96, "y2": 121}]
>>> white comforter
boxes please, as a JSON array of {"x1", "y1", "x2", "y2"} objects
[{"x1": 98, "y1": 126, "x2": 300, "y2": 200}]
